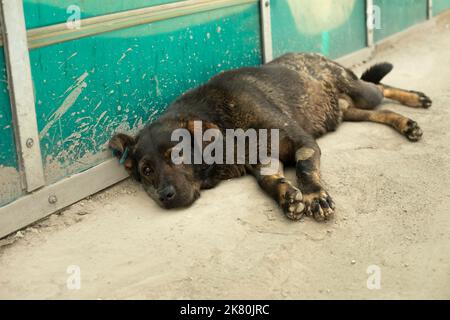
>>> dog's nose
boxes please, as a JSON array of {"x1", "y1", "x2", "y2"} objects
[{"x1": 159, "y1": 185, "x2": 176, "y2": 203}]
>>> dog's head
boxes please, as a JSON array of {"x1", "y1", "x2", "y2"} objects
[{"x1": 109, "y1": 119, "x2": 216, "y2": 209}]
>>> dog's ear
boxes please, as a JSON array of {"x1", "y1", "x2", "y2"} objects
[
  {"x1": 185, "y1": 120, "x2": 221, "y2": 150},
  {"x1": 186, "y1": 120, "x2": 220, "y2": 134},
  {"x1": 109, "y1": 133, "x2": 136, "y2": 170}
]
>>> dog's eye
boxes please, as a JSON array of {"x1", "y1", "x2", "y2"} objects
[{"x1": 142, "y1": 166, "x2": 153, "y2": 176}]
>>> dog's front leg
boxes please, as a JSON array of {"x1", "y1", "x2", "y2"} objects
[
  {"x1": 248, "y1": 159, "x2": 305, "y2": 220},
  {"x1": 294, "y1": 137, "x2": 335, "y2": 221}
]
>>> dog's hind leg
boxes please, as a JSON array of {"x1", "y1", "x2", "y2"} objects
[
  {"x1": 341, "y1": 83, "x2": 424, "y2": 141},
  {"x1": 359, "y1": 62, "x2": 432, "y2": 109},
  {"x1": 347, "y1": 80, "x2": 385, "y2": 110},
  {"x1": 343, "y1": 106, "x2": 423, "y2": 142},
  {"x1": 378, "y1": 84, "x2": 432, "y2": 109},
  {"x1": 247, "y1": 159, "x2": 305, "y2": 221}
]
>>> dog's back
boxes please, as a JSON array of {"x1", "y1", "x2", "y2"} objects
[{"x1": 172, "y1": 53, "x2": 358, "y2": 138}]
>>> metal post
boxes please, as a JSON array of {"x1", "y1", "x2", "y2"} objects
[
  {"x1": 260, "y1": 0, "x2": 273, "y2": 63},
  {"x1": 428, "y1": 0, "x2": 433, "y2": 19},
  {"x1": 366, "y1": 0, "x2": 375, "y2": 48},
  {"x1": 0, "y1": 0, "x2": 45, "y2": 192}
]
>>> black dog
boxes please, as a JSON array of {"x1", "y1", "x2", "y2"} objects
[{"x1": 110, "y1": 53, "x2": 431, "y2": 221}]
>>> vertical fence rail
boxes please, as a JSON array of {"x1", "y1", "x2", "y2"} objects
[
  {"x1": 0, "y1": 0, "x2": 45, "y2": 192},
  {"x1": 366, "y1": 0, "x2": 375, "y2": 48},
  {"x1": 428, "y1": 0, "x2": 433, "y2": 18},
  {"x1": 260, "y1": 0, "x2": 273, "y2": 63}
]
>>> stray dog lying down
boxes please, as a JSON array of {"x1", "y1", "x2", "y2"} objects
[{"x1": 110, "y1": 53, "x2": 431, "y2": 221}]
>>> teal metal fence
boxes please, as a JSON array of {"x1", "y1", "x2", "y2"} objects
[
  {"x1": 374, "y1": 0, "x2": 428, "y2": 42},
  {"x1": 30, "y1": 3, "x2": 262, "y2": 185},
  {"x1": 434, "y1": 0, "x2": 450, "y2": 15},
  {"x1": 23, "y1": 0, "x2": 183, "y2": 29}
]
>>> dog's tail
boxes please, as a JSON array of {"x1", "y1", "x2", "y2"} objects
[{"x1": 360, "y1": 62, "x2": 393, "y2": 84}]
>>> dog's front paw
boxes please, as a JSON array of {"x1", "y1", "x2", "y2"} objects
[
  {"x1": 282, "y1": 186, "x2": 305, "y2": 221},
  {"x1": 410, "y1": 91, "x2": 432, "y2": 109},
  {"x1": 403, "y1": 119, "x2": 423, "y2": 142},
  {"x1": 303, "y1": 189, "x2": 335, "y2": 222}
]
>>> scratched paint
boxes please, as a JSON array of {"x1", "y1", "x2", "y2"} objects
[
  {"x1": 30, "y1": 3, "x2": 261, "y2": 184},
  {"x1": 0, "y1": 166, "x2": 23, "y2": 206},
  {"x1": 39, "y1": 71, "x2": 89, "y2": 139},
  {"x1": 0, "y1": 50, "x2": 23, "y2": 206},
  {"x1": 271, "y1": 0, "x2": 367, "y2": 59}
]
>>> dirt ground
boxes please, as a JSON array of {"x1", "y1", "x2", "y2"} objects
[{"x1": 1, "y1": 16, "x2": 449, "y2": 300}]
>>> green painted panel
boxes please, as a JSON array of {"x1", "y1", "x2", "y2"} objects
[
  {"x1": 0, "y1": 49, "x2": 23, "y2": 206},
  {"x1": 374, "y1": 0, "x2": 428, "y2": 42},
  {"x1": 433, "y1": 0, "x2": 450, "y2": 15},
  {"x1": 23, "y1": 0, "x2": 182, "y2": 29},
  {"x1": 30, "y1": 4, "x2": 261, "y2": 183},
  {"x1": 271, "y1": 0, "x2": 367, "y2": 59}
]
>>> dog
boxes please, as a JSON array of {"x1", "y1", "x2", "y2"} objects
[{"x1": 109, "y1": 53, "x2": 431, "y2": 221}]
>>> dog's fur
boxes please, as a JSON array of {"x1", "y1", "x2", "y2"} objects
[{"x1": 110, "y1": 53, "x2": 432, "y2": 221}]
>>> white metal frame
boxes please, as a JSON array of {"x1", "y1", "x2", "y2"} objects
[
  {"x1": 0, "y1": 0, "x2": 45, "y2": 192},
  {"x1": 428, "y1": 0, "x2": 433, "y2": 19},
  {"x1": 259, "y1": 0, "x2": 273, "y2": 63},
  {"x1": 0, "y1": 159, "x2": 128, "y2": 238},
  {"x1": 366, "y1": 0, "x2": 375, "y2": 48},
  {"x1": 27, "y1": 0, "x2": 258, "y2": 49}
]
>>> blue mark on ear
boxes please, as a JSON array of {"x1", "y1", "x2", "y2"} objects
[{"x1": 119, "y1": 147, "x2": 129, "y2": 165}]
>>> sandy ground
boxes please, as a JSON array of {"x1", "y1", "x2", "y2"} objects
[{"x1": 1, "y1": 16, "x2": 449, "y2": 300}]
